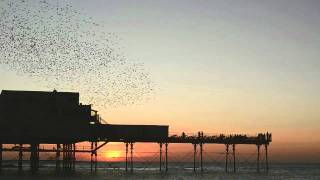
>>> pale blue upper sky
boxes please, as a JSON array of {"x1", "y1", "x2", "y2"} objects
[
  {"x1": 71, "y1": 0, "x2": 320, "y2": 95},
  {"x1": 66, "y1": 0, "x2": 320, "y2": 126}
]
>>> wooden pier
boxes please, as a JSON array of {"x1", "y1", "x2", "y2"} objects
[
  {"x1": 0, "y1": 90, "x2": 272, "y2": 174},
  {"x1": 0, "y1": 132, "x2": 271, "y2": 173}
]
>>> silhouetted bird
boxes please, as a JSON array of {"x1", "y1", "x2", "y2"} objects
[{"x1": 0, "y1": 0, "x2": 154, "y2": 110}]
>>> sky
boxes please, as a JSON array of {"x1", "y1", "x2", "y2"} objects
[{"x1": 1, "y1": 0, "x2": 320, "y2": 163}]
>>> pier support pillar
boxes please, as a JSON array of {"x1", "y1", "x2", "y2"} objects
[
  {"x1": 62, "y1": 144, "x2": 68, "y2": 171},
  {"x1": 18, "y1": 144, "x2": 23, "y2": 171},
  {"x1": 130, "y1": 142, "x2": 134, "y2": 173},
  {"x1": 0, "y1": 143, "x2": 2, "y2": 172},
  {"x1": 72, "y1": 143, "x2": 76, "y2": 172},
  {"x1": 69, "y1": 144, "x2": 72, "y2": 171},
  {"x1": 159, "y1": 143, "x2": 163, "y2": 172},
  {"x1": 62, "y1": 144, "x2": 67, "y2": 171},
  {"x1": 62, "y1": 143, "x2": 75, "y2": 172},
  {"x1": 63, "y1": 144, "x2": 65, "y2": 170},
  {"x1": 225, "y1": 144, "x2": 229, "y2": 173},
  {"x1": 56, "y1": 144, "x2": 61, "y2": 172},
  {"x1": 265, "y1": 144, "x2": 269, "y2": 173},
  {"x1": 94, "y1": 142, "x2": 97, "y2": 172},
  {"x1": 165, "y1": 143, "x2": 168, "y2": 172},
  {"x1": 125, "y1": 142, "x2": 128, "y2": 172},
  {"x1": 232, "y1": 144, "x2": 236, "y2": 173},
  {"x1": 200, "y1": 143, "x2": 203, "y2": 173},
  {"x1": 193, "y1": 144, "x2": 197, "y2": 172},
  {"x1": 30, "y1": 143, "x2": 39, "y2": 174},
  {"x1": 90, "y1": 142, "x2": 93, "y2": 172},
  {"x1": 90, "y1": 142, "x2": 97, "y2": 172},
  {"x1": 257, "y1": 145, "x2": 260, "y2": 173}
]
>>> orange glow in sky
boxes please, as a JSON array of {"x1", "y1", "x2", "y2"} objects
[{"x1": 104, "y1": 150, "x2": 122, "y2": 160}]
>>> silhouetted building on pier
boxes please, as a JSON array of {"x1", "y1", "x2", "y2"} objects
[
  {"x1": 0, "y1": 90, "x2": 168, "y2": 144},
  {"x1": 0, "y1": 90, "x2": 94, "y2": 143}
]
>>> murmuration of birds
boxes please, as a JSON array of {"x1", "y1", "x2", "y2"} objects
[{"x1": 0, "y1": 0, "x2": 154, "y2": 110}]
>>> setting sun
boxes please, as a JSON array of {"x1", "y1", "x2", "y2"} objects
[{"x1": 104, "y1": 150, "x2": 122, "y2": 159}]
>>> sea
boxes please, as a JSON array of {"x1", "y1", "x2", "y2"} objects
[{"x1": 0, "y1": 161, "x2": 319, "y2": 180}]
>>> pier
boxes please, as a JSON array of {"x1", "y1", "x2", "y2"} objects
[
  {"x1": 0, "y1": 132, "x2": 271, "y2": 173},
  {"x1": 0, "y1": 90, "x2": 272, "y2": 174}
]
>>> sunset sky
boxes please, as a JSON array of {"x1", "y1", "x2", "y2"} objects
[{"x1": 0, "y1": 0, "x2": 320, "y2": 163}]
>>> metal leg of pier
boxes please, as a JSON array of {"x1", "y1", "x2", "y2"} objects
[
  {"x1": 90, "y1": 142, "x2": 93, "y2": 172},
  {"x1": 232, "y1": 144, "x2": 236, "y2": 173},
  {"x1": 257, "y1": 145, "x2": 260, "y2": 173},
  {"x1": 63, "y1": 144, "x2": 69, "y2": 171},
  {"x1": 125, "y1": 143, "x2": 128, "y2": 172},
  {"x1": 200, "y1": 143, "x2": 203, "y2": 173},
  {"x1": 265, "y1": 144, "x2": 269, "y2": 173},
  {"x1": 56, "y1": 144, "x2": 61, "y2": 172},
  {"x1": 62, "y1": 143, "x2": 74, "y2": 172},
  {"x1": 30, "y1": 143, "x2": 39, "y2": 174},
  {"x1": 0, "y1": 143, "x2": 2, "y2": 172},
  {"x1": 62, "y1": 144, "x2": 65, "y2": 170},
  {"x1": 193, "y1": 144, "x2": 196, "y2": 172},
  {"x1": 64, "y1": 144, "x2": 68, "y2": 171},
  {"x1": 69, "y1": 144, "x2": 72, "y2": 170},
  {"x1": 130, "y1": 142, "x2": 134, "y2": 173},
  {"x1": 72, "y1": 143, "x2": 76, "y2": 172},
  {"x1": 64, "y1": 144, "x2": 66, "y2": 171},
  {"x1": 18, "y1": 144, "x2": 23, "y2": 171},
  {"x1": 63, "y1": 144, "x2": 67, "y2": 171},
  {"x1": 69, "y1": 144, "x2": 72, "y2": 171},
  {"x1": 159, "y1": 143, "x2": 163, "y2": 172},
  {"x1": 165, "y1": 143, "x2": 168, "y2": 172},
  {"x1": 225, "y1": 144, "x2": 229, "y2": 173},
  {"x1": 94, "y1": 142, "x2": 97, "y2": 172}
]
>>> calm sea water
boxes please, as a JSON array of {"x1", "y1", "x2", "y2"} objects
[{"x1": 0, "y1": 161, "x2": 319, "y2": 180}]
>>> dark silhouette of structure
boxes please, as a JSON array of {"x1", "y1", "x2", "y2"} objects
[
  {"x1": 0, "y1": 90, "x2": 94, "y2": 144},
  {"x1": 0, "y1": 90, "x2": 271, "y2": 174}
]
